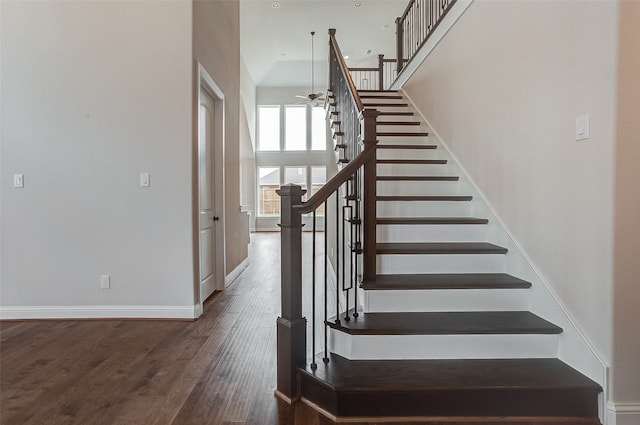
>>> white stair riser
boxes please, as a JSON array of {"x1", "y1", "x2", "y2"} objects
[
  {"x1": 377, "y1": 180, "x2": 460, "y2": 196},
  {"x1": 377, "y1": 149, "x2": 444, "y2": 160},
  {"x1": 330, "y1": 332, "x2": 559, "y2": 360},
  {"x1": 377, "y1": 253, "x2": 506, "y2": 274},
  {"x1": 377, "y1": 163, "x2": 450, "y2": 176},
  {"x1": 377, "y1": 136, "x2": 433, "y2": 144},
  {"x1": 375, "y1": 125, "x2": 429, "y2": 133},
  {"x1": 364, "y1": 288, "x2": 528, "y2": 312},
  {"x1": 377, "y1": 201, "x2": 473, "y2": 217},
  {"x1": 377, "y1": 224, "x2": 487, "y2": 242},
  {"x1": 368, "y1": 105, "x2": 411, "y2": 113},
  {"x1": 377, "y1": 115, "x2": 420, "y2": 124},
  {"x1": 361, "y1": 98, "x2": 407, "y2": 105}
]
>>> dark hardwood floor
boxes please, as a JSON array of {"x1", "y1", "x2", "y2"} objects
[
  {"x1": 1, "y1": 233, "x2": 599, "y2": 425},
  {"x1": 1, "y1": 233, "x2": 303, "y2": 425}
]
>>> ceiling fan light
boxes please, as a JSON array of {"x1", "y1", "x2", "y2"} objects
[{"x1": 271, "y1": 2, "x2": 280, "y2": 8}]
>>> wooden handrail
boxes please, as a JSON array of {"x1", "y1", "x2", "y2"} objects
[
  {"x1": 294, "y1": 147, "x2": 375, "y2": 214},
  {"x1": 400, "y1": 0, "x2": 416, "y2": 21},
  {"x1": 329, "y1": 29, "x2": 364, "y2": 112}
]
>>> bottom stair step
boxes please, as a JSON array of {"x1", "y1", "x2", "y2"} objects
[{"x1": 299, "y1": 354, "x2": 601, "y2": 419}]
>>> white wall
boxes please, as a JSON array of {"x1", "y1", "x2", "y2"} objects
[
  {"x1": 611, "y1": 0, "x2": 640, "y2": 413},
  {"x1": 193, "y1": 0, "x2": 248, "y2": 276},
  {"x1": 404, "y1": 0, "x2": 640, "y2": 415},
  {"x1": 0, "y1": 1, "x2": 195, "y2": 315},
  {"x1": 404, "y1": 0, "x2": 616, "y2": 366}
]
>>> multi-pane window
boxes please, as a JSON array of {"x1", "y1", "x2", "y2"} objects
[
  {"x1": 258, "y1": 106, "x2": 280, "y2": 151},
  {"x1": 257, "y1": 166, "x2": 326, "y2": 216},
  {"x1": 256, "y1": 103, "x2": 328, "y2": 218},
  {"x1": 258, "y1": 167, "x2": 280, "y2": 216},
  {"x1": 257, "y1": 105, "x2": 327, "y2": 152}
]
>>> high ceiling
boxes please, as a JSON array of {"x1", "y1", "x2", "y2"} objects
[{"x1": 240, "y1": 0, "x2": 406, "y2": 87}]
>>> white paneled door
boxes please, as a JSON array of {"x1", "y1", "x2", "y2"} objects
[{"x1": 199, "y1": 90, "x2": 217, "y2": 302}]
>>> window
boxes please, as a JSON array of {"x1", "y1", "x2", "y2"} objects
[
  {"x1": 285, "y1": 106, "x2": 307, "y2": 151},
  {"x1": 258, "y1": 167, "x2": 280, "y2": 216},
  {"x1": 311, "y1": 167, "x2": 326, "y2": 215},
  {"x1": 256, "y1": 166, "x2": 327, "y2": 217},
  {"x1": 311, "y1": 107, "x2": 327, "y2": 150},
  {"x1": 285, "y1": 167, "x2": 307, "y2": 199},
  {"x1": 258, "y1": 106, "x2": 280, "y2": 151}
]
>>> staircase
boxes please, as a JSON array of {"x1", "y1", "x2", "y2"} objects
[{"x1": 296, "y1": 90, "x2": 602, "y2": 423}]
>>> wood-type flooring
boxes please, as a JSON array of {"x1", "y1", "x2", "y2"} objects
[{"x1": 1, "y1": 233, "x2": 599, "y2": 425}]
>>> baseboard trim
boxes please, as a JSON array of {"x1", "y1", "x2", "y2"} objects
[
  {"x1": 0, "y1": 305, "x2": 196, "y2": 320},
  {"x1": 607, "y1": 402, "x2": 640, "y2": 425},
  {"x1": 225, "y1": 257, "x2": 249, "y2": 287}
]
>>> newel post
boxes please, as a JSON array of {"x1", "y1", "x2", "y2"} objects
[
  {"x1": 275, "y1": 184, "x2": 307, "y2": 402},
  {"x1": 395, "y1": 17, "x2": 404, "y2": 74},
  {"x1": 361, "y1": 109, "x2": 379, "y2": 282}
]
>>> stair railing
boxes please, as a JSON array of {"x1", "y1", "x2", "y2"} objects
[
  {"x1": 275, "y1": 28, "x2": 378, "y2": 401},
  {"x1": 348, "y1": 54, "x2": 401, "y2": 91},
  {"x1": 396, "y1": 0, "x2": 457, "y2": 74}
]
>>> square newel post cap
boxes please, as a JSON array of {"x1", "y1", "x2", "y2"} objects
[
  {"x1": 276, "y1": 183, "x2": 306, "y2": 198},
  {"x1": 277, "y1": 184, "x2": 307, "y2": 226}
]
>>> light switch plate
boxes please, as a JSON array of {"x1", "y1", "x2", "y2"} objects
[
  {"x1": 139, "y1": 173, "x2": 150, "y2": 187},
  {"x1": 13, "y1": 174, "x2": 24, "y2": 188},
  {"x1": 576, "y1": 115, "x2": 590, "y2": 141}
]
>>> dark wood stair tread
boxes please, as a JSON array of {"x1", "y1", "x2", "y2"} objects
[
  {"x1": 362, "y1": 273, "x2": 531, "y2": 290},
  {"x1": 377, "y1": 111, "x2": 414, "y2": 116},
  {"x1": 377, "y1": 175, "x2": 458, "y2": 181},
  {"x1": 377, "y1": 132, "x2": 429, "y2": 137},
  {"x1": 377, "y1": 217, "x2": 488, "y2": 225},
  {"x1": 360, "y1": 103, "x2": 408, "y2": 107},
  {"x1": 327, "y1": 311, "x2": 562, "y2": 335},
  {"x1": 299, "y1": 355, "x2": 601, "y2": 417},
  {"x1": 376, "y1": 242, "x2": 508, "y2": 255},
  {"x1": 377, "y1": 121, "x2": 421, "y2": 126},
  {"x1": 358, "y1": 90, "x2": 399, "y2": 93},
  {"x1": 377, "y1": 144, "x2": 437, "y2": 149},
  {"x1": 377, "y1": 159, "x2": 447, "y2": 164},
  {"x1": 377, "y1": 195, "x2": 473, "y2": 201},
  {"x1": 359, "y1": 94, "x2": 403, "y2": 99}
]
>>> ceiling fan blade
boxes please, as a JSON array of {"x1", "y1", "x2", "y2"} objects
[{"x1": 295, "y1": 95, "x2": 308, "y2": 99}]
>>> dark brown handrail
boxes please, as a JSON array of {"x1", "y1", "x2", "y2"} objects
[
  {"x1": 294, "y1": 147, "x2": 375, "y2": 214},
  {"x1": 400, "y1": 0, "x2": 416, "y2": 20},
  {"x1": 329, "y1": 29, "x2": 364, "y2": 112}
]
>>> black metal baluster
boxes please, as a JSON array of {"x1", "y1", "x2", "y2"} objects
[
  {"x1": 342, "y1": 205, "x2": 350, "y2": 321},
  {"x1": 323, "y1": 200, "x2": 329, "y2": 363},
  {"x1": 335, "y1": 188, "x2": 340, "y2": 324},
  {"x1": 311, "y1": 210, "x2": 317, "y2": 370},
  {"x1": 353, "y1": 168, "x2": 360, "y2": 319}
]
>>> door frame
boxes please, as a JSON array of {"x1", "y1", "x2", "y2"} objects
[{"x1": 194, "y1": 62, "x2": 226, "y2": 317}]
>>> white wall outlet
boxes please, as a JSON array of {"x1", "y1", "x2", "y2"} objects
[
  {"x1": 100, "y1": 274, "x2": 110, "y2": 289},
  {"x1": 13, "y1": 174, "x2": 24, "y2": 188},
  {"x1": 139, "y1": 173, "x2": 150, "y2": 187},
  {"x1": 576, "y1": 115, "x2": 590, "y2": 141}
]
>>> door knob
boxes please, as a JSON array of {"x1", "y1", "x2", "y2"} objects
[{"x1": 213, "y1": 216, "x2": 220, "y2": 222}]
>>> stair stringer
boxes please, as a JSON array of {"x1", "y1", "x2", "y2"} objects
[{"x1": 401, "y1": 89, "x2": 608, "y2": 421}]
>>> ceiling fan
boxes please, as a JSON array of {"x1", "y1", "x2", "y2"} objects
[{"x1": 295, "y1": 31, "x2": 325, "y2": 106}]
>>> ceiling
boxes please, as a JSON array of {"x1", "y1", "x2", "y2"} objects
[{"x1": 240, "y1": 0, "x2": 406, "y2": 88}]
